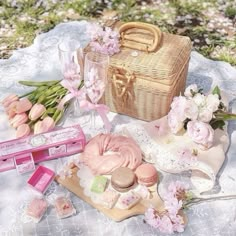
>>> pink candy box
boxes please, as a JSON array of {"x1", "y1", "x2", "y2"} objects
[
  {"x1": 14, "y1": 153, "x2": 35, "y2": 174},
  {"x1": 0, "y1": 125, "x2": 86, "y2": 173},
  {"x1": 28, "y1": 165, "x2": 55, "y2": 193}
]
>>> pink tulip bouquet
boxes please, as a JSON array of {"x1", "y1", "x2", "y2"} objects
[
  {"x1": 167, "y1": 84, "x2": 236, "y2": 150},
  {"x1": 1, "y1": 80, "x2": 83, "y2": 138}
]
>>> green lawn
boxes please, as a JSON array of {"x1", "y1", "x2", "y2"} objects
[{"x1": 0, "y1": 0, "x2": 235, "y2": 65}]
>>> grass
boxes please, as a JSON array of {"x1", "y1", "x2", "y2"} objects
[{"x1": 0, "y1": 0, "x2": 235, "y2": 66}]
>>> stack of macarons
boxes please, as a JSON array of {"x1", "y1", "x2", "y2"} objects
[{"x1": 110, "y1": 164, "x2": 158, "y2": 193}]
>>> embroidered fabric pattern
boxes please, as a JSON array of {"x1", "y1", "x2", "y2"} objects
[{"x1": 124, "y1": 125, "x2": 215, "y2": 192}]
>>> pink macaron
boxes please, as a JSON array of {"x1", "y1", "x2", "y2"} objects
[{"x1": 135, "y1": 163, "x2": 158, "y2": 187}]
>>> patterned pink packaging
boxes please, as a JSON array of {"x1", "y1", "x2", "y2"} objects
[
  {"x1": 27, "y1": 165, "x2": 55, "y2": 194},
  {"x1": 0, "y1": 125, "x2": 86, "y2": 173}
]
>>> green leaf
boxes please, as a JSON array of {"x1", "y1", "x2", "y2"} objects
[
  {"x1": 210, "y1": 119, "x2": 225, "y2": 130},
  {"x1": 212, "y1": 85, "x2": 221, "y2": 99}
]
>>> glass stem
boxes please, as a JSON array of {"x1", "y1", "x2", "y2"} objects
[
  {"x1": 73, "y1": 98, "x2": 81, "y2": 117},
  {"x1": 91, "y1": 108, "x2": 96, "y2": 130}
]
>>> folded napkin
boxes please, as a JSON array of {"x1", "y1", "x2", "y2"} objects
[{"x1": 123, "y1": 116, "x2": 229, "y2": 193}]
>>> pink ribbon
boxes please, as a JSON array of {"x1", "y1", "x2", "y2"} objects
[
  {"x1": 57, "y1": 79, "x2": 85, "y2": 110},
  {"x1": 80, "y1": 100, "x2": 112, "y2": 132}
]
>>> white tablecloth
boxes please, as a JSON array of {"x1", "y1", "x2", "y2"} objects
[{"x1": 0, "y1": 21, "x2": 236, "y2": 236}]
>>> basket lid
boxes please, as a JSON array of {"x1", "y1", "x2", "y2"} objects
[{"x1": 110, "y1": 24, "x2": 191, "y2": 82}]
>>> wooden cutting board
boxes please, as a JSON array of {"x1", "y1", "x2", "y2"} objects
[{"x1": 55, "y1": 165, "x2": 185, "y2": 222}]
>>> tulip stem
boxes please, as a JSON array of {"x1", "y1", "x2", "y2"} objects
[
  {"x1": 19, "y1": 91, "x2": 34, "y2": 99},
  {"x1": 19, "y1": 80, "x2": 59, "y2": 87}
]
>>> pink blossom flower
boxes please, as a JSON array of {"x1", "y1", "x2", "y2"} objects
[
  {"x1": 170, "y1": 96, "x2": 187, "y2": 121},
  {"x1": 10, "y1": 113, "x2": 28, "y2": 128},
  {"x1": 167, "y1": 110, "x2": 184, "y2": 134},
  {"x1": 16, "y1": 123, "x2": 31, "y2": 138},
  {"x1": 1, "y1": 94, "x2": 19, "y2": 108},
  {"x1": 15, "y1": 98, "x2": 33, "y2": 114},
  {"x1": 187, "y1": 120, "x2": 214, "y2": 149},
  {"x1": 167, "y1": 181, "x2": 189, "y2": 197},
  {"x1": 164, "y1": 197, "x2": 183, "y2": 216},
  {"x1": 29, "y1": 104, "x2": 46, "y2": 121},
  {"x1": 87, "y1": 23, "x2": 120, "y2": 56},
  {"x1": 144, "y1": 208, "x2": 161, "y2": 228},
  {"x1": 86, "y1": 23, "x2": 103, "y2": 41},
  {"x1": 184, "y1": 84, "x2": 198, "y2": 97},
  {"x1": 158, "y1": 215, "x2": 174, "y2": 234},
  {"x1": 171, "y1": 215, "x2": 185, "y2": 233},
  {"x1": 206, "y1": 94, "x2": 220, "y2": 112}
]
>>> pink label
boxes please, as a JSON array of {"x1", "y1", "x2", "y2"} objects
[
  {"x1": 14, "y1": 153, "x2": 35, "y2": 174},
  {"x1": 0, "y1": 125, "x2": 84, "y2": 159},
  {"x1": 17, "y1": 163, "x2": 35, "y2": 174},
  {"x1": 49, "y1": 145, "x2": 67, "y2": 156}
]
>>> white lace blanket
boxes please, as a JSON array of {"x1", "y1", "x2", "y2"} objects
[{"x1": 0, "y1": 21, "x2": 236, "y2": 236}]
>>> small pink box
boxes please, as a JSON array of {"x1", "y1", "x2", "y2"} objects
[
  {"x1": 27, "y1": 165, "x2": 55, "y2": 194},
  {"x1": 0, "y1": 125, "x2": 86, "y2": 173},
  {"x1": 14, "y1": 153, "x2": 35, "y2": 174}
]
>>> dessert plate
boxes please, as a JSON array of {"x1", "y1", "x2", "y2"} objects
[{"x1": 55, "y1": 165, "x2": 187, "y2": 223}]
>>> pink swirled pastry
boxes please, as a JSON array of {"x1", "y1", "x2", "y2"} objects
[{"x1": 80, "y1": 134, "x2": 143, "y2": 175}]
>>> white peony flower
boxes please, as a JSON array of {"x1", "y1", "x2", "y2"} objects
[
  {"x1": 192, "y1": 93, "x2": 206, "y2": 107},
  {"x1": 206, "y1": 94, "x2": 220, "y2": 112},
  {"x1": 198, "y1": 108, "x2": 213, "y2": 123},
  {"x1": 184, "y1": 100, "x2": 199, "y2": 120},
  {"x1": 184, "y1": 84, "x2": 198, "y2": 97}
]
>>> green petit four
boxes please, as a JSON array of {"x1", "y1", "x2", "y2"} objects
[{"x1": 90, "y1": 176, "x2": 108, "y2": 193}]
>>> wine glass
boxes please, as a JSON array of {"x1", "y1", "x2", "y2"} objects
[
  {"x1": 58, "y1": 39, "x2": 84, "y2": 118},
  {"x1": 84, "y1": 51, "x2": 109, "y2": 130}
]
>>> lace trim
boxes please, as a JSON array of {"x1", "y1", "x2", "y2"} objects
[{"x1": 124, "y1": 125, "x2": 216, "y2": 193}]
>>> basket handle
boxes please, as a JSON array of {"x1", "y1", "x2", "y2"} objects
[{"x1": 119, "y1": 22, "x2": 162, "y2": 53}]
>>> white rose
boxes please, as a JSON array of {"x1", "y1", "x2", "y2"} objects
[
  {"x1": 184, "y1": 84, "x2": 198, "y2": 97},
  {"x1": 206, "y1": 94, "x2": 220, "y2": 112},
  {"x1": 192, "y1": 93, "x2": 206, "y2": 107},
  {"x1": 184, "y1": 99, "x2": 199, "y2": 120},
  {"x1": 198, "y1": 108, "x2": 213, "y2": 122}
]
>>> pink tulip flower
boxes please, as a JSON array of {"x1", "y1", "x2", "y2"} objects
[
  {"x1": 1, "y1": 94, "x2": 19, "y2": 108},
  {"x1": 29, "y1": 104, "x2": 46, "y2": 121},
  {"x1": 10, "y1": 113, "x2": 28, "y2": 128},
  {"x1": 16, "y1": 124, "x2": 31, "y2": 138},
  {"x1": 15, "y1": 98, "x2": 33, "y2": 114},
  {"x1": 34, "y1": 116, "x2": 55, "y2": 134},
  {"x1": 34, "y1": 121, "x2": 43, "y2": 134},
  {"x1": 6, "y1": 101, "x2": 18, "y2": 118}
]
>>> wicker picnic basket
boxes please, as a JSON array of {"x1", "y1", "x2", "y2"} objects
[{"x1": 102, "y1": 21, "x2": 192, "y2": 121}]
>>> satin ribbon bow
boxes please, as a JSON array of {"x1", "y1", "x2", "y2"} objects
[
  {"x1": 57, "y1": 79, "x2": 85, "y2": 110},
  {"x1": 80, "y1": 100, "x2": 112, "y2": 132}
]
